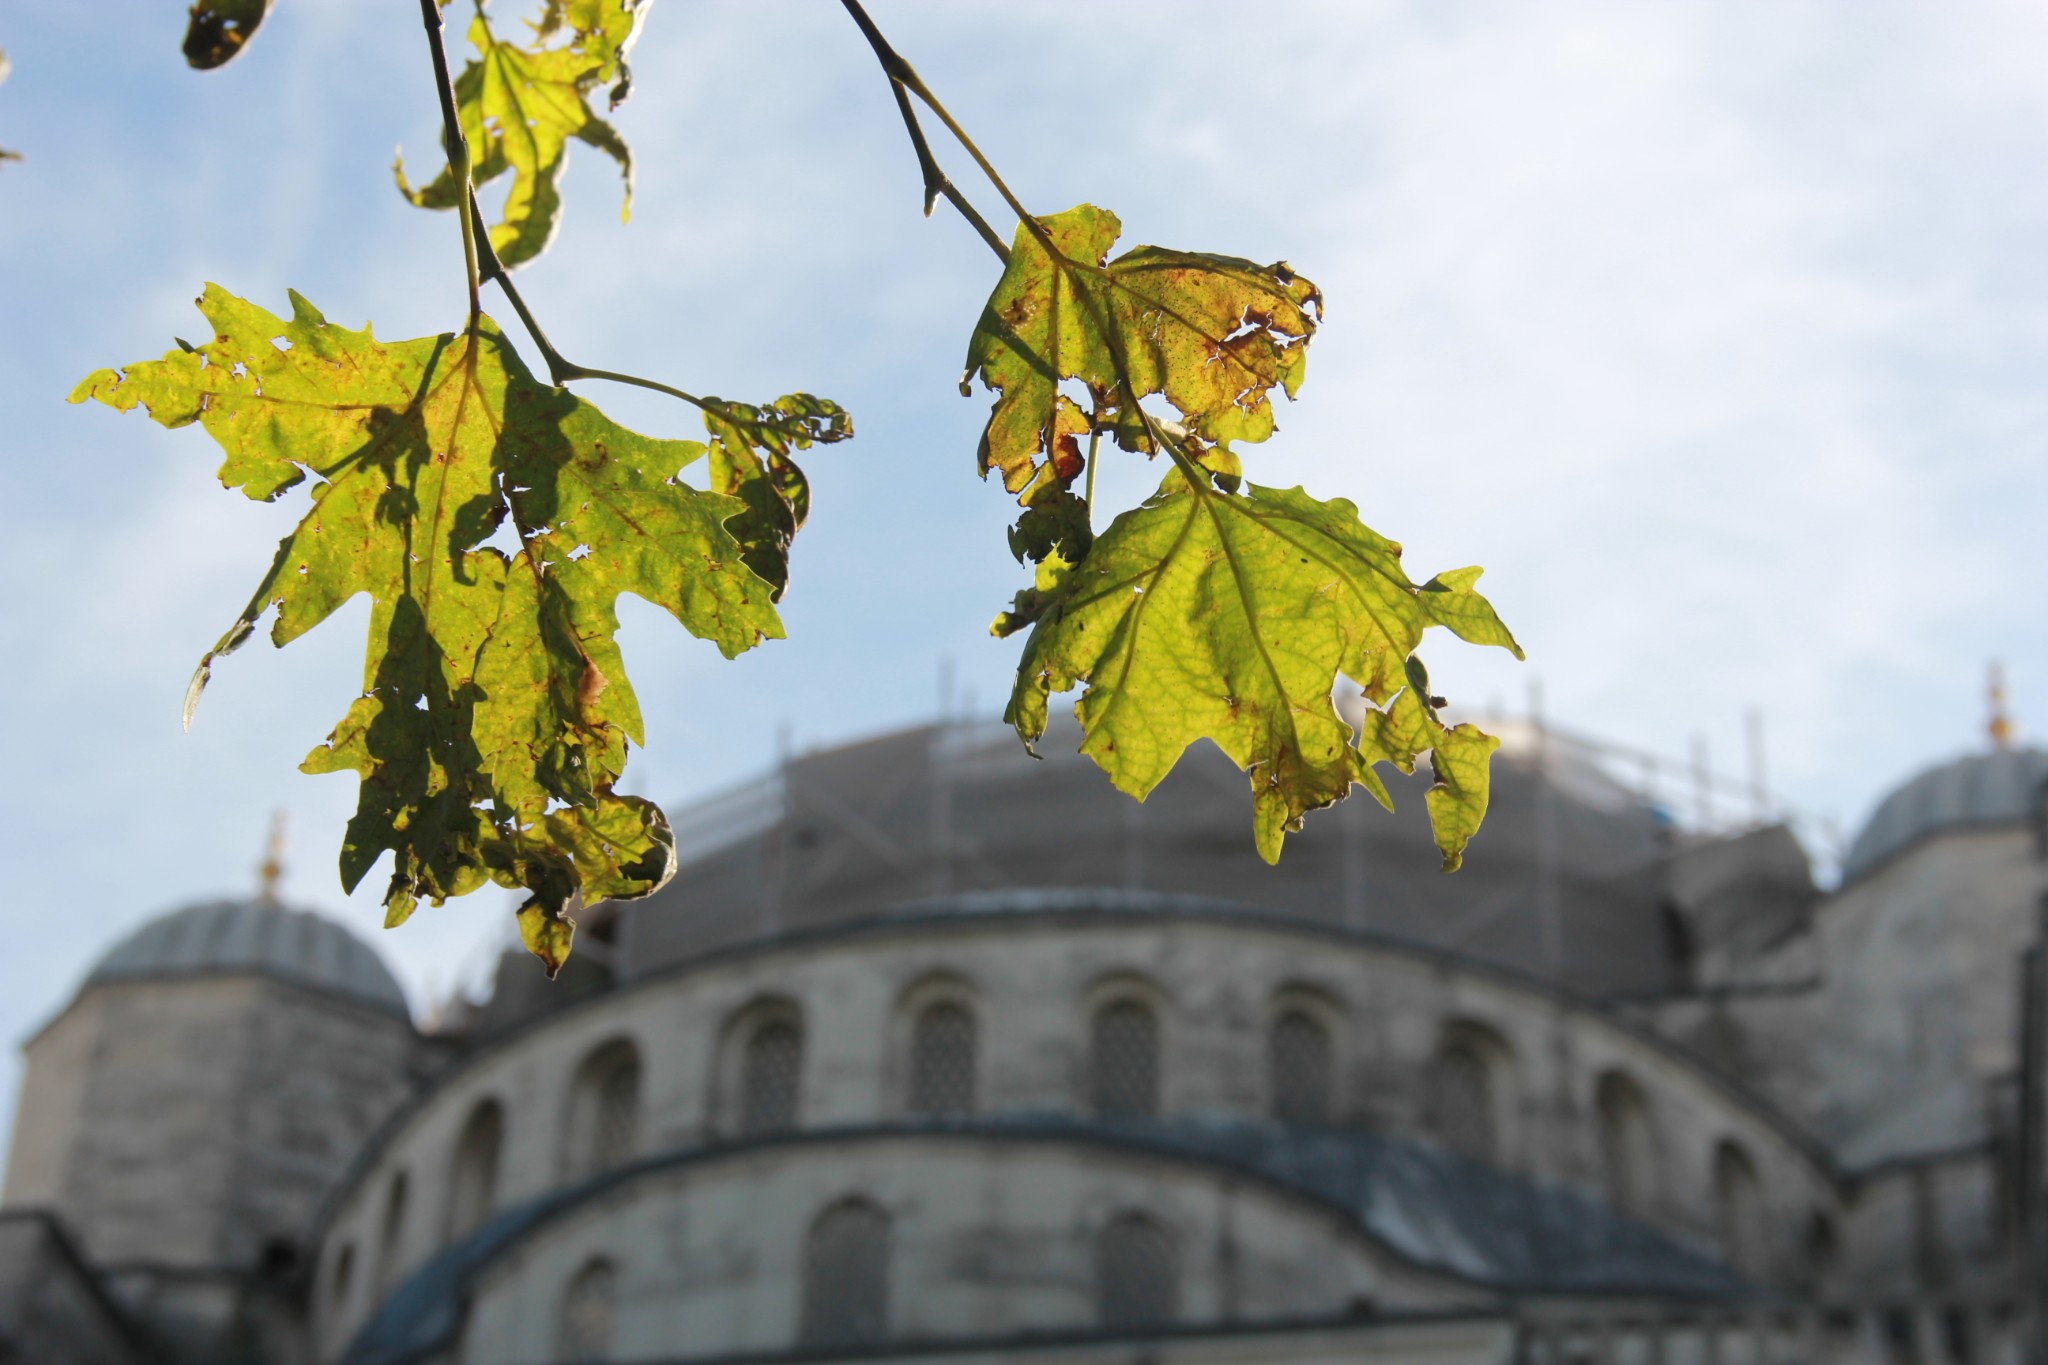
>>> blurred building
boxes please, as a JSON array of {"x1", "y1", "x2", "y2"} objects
[{"x1": 3, "y1": 706, "x2": 2045, "y2": 1365}]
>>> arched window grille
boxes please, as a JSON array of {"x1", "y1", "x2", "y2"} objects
[
  {"x1": 800, "y1": 1200, "x2": 891, "y2": 1348},
  {"x1": 1090, "y1": 999, "x2": 1161, "y2": 1120},
  {"x1": 566, "y1": 1040, "x2": 641, "y2": 1181},
  {"x1": 1595, "y1": 1070, "x2": 1658, "y2": 1218},
  {"x1": 556, "y1": 1258, "x2": 619, "y2": 1363},
  {"x1": 373, "y1": 1171, "x2": 408, "y2": 1299},
  {"x1": 1434, "y1": 1041, "x2": 1498, "y2": 1163},
  {"x1": 741, "y1": 1020, "x2": 803, "y2": 1136},
  {"x1": 1268, "y1": 1009, "x2": 1333, "y2": 1125},
  {"x1": 1096, "y1": 1212, "x2": 1176, "y2": 1330},
  {"x1": 1715, "y1": 1139, "x2": 1768, "y2": 1278},
  {"x1": 445, "y1": 1100, "x2": 504, "y2": 1242},
  {"x1": 908, "y1": 1002, "x2": 977, "y2": 1117}
]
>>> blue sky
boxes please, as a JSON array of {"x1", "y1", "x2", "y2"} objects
[{"x1": 2, "y1": 1, "x2": 2045, "y2": 1166}]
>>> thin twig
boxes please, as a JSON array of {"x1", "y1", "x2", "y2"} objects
[
  {"x1": 418, "y1": 0, "x2": 481, "y2": 324},
  {"x1": 839, "y1": 0, "x2": 1010, "y2": 264},
  {"x1": 461, "y1": 188, "x2": 753, "y2": 425}
]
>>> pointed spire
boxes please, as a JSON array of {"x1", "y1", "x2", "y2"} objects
[
  {"x1": 1988, "y1": 661, "x2": 2015, "y2": 751},
  {"x1": 256, "y1": 810, "x2": 287, "y2": 905}
]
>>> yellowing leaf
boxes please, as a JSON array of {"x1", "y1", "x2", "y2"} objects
[
  {"x1": 70, "y1": 285, "x2": 808, "y2": 960},
  {"x1": 516, "y1": 898, "x2": 576, "y2": 979},
  {"x1": 999, "y1": 472, "x2": 1521, "y2": 865},
  {"x1": 396, "y1": 2, "x2": 648, "y2": 269},
  {"x1": 963, "y1": 205, "x2": 1320, "y2": 500},
  {"x1": 1358, "y1": 663, "x2": 1503, "y2": 871}
]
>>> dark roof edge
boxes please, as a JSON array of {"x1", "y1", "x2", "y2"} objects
[
  {"x1": 1835, "y1": 812, "x2": 2037, "y2": 892},
  {"x1": 339, "y1": 1123, "x2": 1750, "y2": 1365},
  {"x1": 369, "y1": 1305, "x2": 1519, "y2": 1365},
  {"x1": 18, "y1": 965, "x2": 417, "y2": 1053},
  {"x1": 1841, "y1": 1137, "x2": 1996, "y2": 1188},
  {"x1": 310, "y1": 892, "x2": 1837, "y2": 1248}
]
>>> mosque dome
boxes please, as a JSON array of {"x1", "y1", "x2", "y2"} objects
[
  {"x1": 83, "y1": 898, "x2": 410, "y2": 1020},
  {"x1": 1842, "y1": 746, "x2": 2048, "y2": 881}
]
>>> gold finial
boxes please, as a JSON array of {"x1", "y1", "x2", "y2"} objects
[
  {"x1": 1988, "y1": 662, "x2": 2014, "y2": 751},
  {"x1": 257, "y1": 810, "x2": 287, "y2": 904}
]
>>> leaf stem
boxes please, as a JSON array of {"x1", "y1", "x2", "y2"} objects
[
  {"x1": 1082, "y1": 424, "x2": 1101, "y2": 527},
  {"x1": 419, "y1": 0, "x2": 482, "y2": 325},
  {"x1": 838, "y1": 0, "x2": 1011, "y2": 265}
]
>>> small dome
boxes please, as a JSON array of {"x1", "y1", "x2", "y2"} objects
[
  {"x1": 84, "y1": 899, "x2": 410, "y2": 1019},
  {"x1": 1843, "y1": 747, "x2": 2048, "y2": 881}
]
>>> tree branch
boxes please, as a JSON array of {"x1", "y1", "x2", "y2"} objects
[
  {"x1": 839, "y1": 0, "x2": 1010, "y2": 265},
  {"x1": 417, "y1": 0, "x2": 481, "y2": 324}
]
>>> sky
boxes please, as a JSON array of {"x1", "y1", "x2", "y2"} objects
[{"x1": 2, "y1": 1, "x2": 2045, "y2": 1169}]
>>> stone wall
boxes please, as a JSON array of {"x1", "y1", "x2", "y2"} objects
[
  {"x1": 313, "y1": 904, "x2": 1837, "y2": 1357},
  {"x1": 453, "y1": 1138, "x2": 1477, "y2": 1362},
  {"x1": 2, "y1": 976, "x2": 419, "y2": 1273}
]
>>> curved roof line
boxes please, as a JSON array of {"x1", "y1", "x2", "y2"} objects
[
  {"x1": 311, "y1": 889, "x2": 1836, "y2": 1244},
  {"x1": 337, "y1": 1120, "x2": 1749, "y2": 1365},
  {"x1": 77, "y1": 898, "x2": 411, "y2": 1020},
  {"x1": 1841, "y1": 747, "x2": 2048, "y2": 884}
]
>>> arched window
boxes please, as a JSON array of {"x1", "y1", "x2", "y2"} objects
[
  {"x1": 1096, "y1": 1212, "x2": 1176, "y2": 1330},
  {"x1": 557, "y1": 1258, "x2": 619, "y2": 1363},
  {"x1": 329, "y1": 1242, "x2": 356, "y2": 1314},
  {"x1": 1714, "y1": 1139, "x2": 1768, "y2": 1278},
  {"x1": 741, "y1": 1020, "x2": 803, "y2": 1135},
  {"x1": 1268, "y1": 1009, "x2": 1333, "y2": 1125},
  {"x1": 445, "y1": 1100, "x2": 504, "y2": 1242},
  {"x1": 1595, "y1": 1070, "x2": 1658, "y2": 1218},
  {"x1": 908, "y1": 1002, "x2": 977, "y2": 1117},
  {"x1": 373, "y1": 1171, "x2": 408, "y2": 1299},
  {"x1": 1803, "y1": 1209, "x2": 1839, "y2": 1291},
  {"x1": 1090, "y1": 999, "x2": 1161, "y2": 1120},
  {"x1": 800, "y1": 1200, "x2": 891, "y2": 1348},
  {"x1": 1659, "y1": 902, "x2": 1697, "y2": 991},
  {"x1": 1433, "y1": 1026, "x2": 1510, "y2": 1164},
  {"x1": 565, "y1": 1040, "x2": 641, "y2": 1181}
]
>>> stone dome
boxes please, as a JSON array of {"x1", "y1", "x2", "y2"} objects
[
  {"x1": 84, "y1": 898, "x2": 410, "y2": 1019},
  {"x1": 1842, "y1": 746, "x2": 2048, "y2": 881}
]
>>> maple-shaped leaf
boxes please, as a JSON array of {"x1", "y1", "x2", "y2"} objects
[
  {"x1": 963, "y1": 204, "x2": 1320, "y2": 503},
  {"x1": 396, "y1": 1, "x2": 648, "y2": 269},
  {"x1": 997, "y1": 471, "x2": 1521, "y2": 866},
  {"x1": 71, "y1": 285, "x2": 796, "y2": 974}
]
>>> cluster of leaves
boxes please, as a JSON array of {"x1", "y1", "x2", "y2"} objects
[
  {"x1": 75, "y1": 0, "x2": 1519, "y2": 975},
  {"x1": 75, "y1": 0, "x2": 846, "y2": 974},
  {"x1": 73, "y1": 287, "x2": 843, "y2": 972},
  {"x1": 966, "y1": 206, "x2": 1521, "y2": 868}
]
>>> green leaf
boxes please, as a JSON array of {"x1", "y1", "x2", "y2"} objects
[
  {"x1": 999, "y1": 472, "x2": 1521, "y2": 865},
  {"x1": 516, "y1": 899, "x2": 576, "y2": 979},
  {"x1": 701, "y1": 394, "x2": 853, "y2": 600},
  {"x1": 182, "y1": 0, "x2": 275, "y2": 70},
  {"x1": 1358, "y1": 664, "x2": 1504, "y2": 872},
  {"x1": 396, "y1": 2, "x2": 648, "y2": 269},
  {"x1": 70, "y1": 285, "x2": 800, "y2": 963},
  {"x1": 963, "y1": 204, "x2": 1321, "y2": 502}
]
